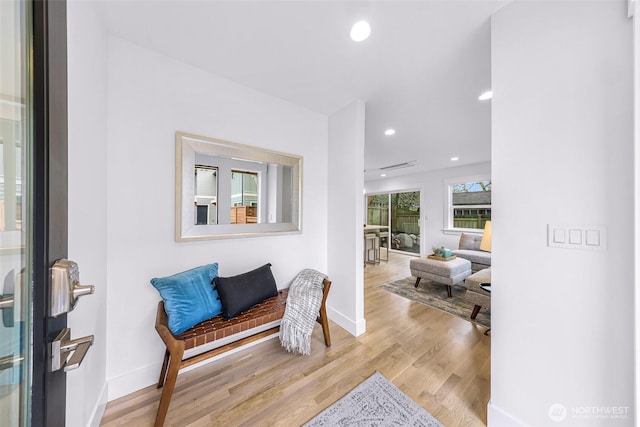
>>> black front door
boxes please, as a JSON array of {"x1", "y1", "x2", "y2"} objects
[{"x1": 0, "y1": 0, "x2": 69, "y2": 425}]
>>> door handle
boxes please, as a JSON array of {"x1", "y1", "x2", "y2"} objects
[
  {"x1": 0, "y1": 353, "x2": 24, "y2": 372},
  {"x1": 50, "y1": 328, "x2": 94, "y2": 372},
  {"x1": 0, "y1": 295, "x2": 13, "y2": 310},
  {"x1": 1, "y1": 269, "x2": 18, "y2": 327}
]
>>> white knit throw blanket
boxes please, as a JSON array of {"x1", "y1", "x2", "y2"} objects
[{"x1": 279, "y1": 269, "x2": 327, "y2": 355}]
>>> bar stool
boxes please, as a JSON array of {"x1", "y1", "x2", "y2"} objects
[
  {"x1": 376, "y1": 230, "x2": 389, "y2": 262},
  {"x1": 364, "y1": 233, "x2": 380, "y2": 265}
]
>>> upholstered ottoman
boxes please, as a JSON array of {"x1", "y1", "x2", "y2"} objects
[
  {"x1": 410, "y1": 257, "x2": 472, "y2": 298},
  {"x1": 460, "y1": 268, "x2": 491, "y2": 319}
]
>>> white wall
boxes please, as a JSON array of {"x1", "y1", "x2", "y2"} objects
[
  {"x1": 106, "y1": 37, "x2": 328, "y2": 400},
  {"x1": 365, "y1": 162, "x2": 491, "y2": 254},
  {"x1": 67, "y1": 1, "x2": 109, "y2": 426},
  {"x1": 633, "y1": 2, "x2": 639, "y2": 423},
  {"x1": 327, "y1": 101, "x2": 366, "y2": 336},
  {"x1": 491, "y1": 2, "x2": 633, "y2": 426}
]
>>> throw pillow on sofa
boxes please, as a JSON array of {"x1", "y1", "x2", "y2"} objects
[
  {"x1": 151, "y1": 263, "x2": 222, "y2": 335},
  {"x1": 214, "y1": 263, "x2": 278, "y2": 319},
  {"x1": 459, "y1": 232, "x2": 482, "y2": 250}
]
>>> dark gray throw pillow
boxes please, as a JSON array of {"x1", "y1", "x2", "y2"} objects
[{"x1": 214, "y1": 263, "x2": 278, "y2": 319}]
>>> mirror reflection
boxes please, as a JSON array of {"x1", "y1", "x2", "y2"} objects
[
  {"x1": 176, "y1": 132, "x2": 302, "y2": 241},
  {"x1": 194, "y1": 166, "x2": 218, "y2": 225}
]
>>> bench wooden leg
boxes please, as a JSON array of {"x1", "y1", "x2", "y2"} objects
[
  {"x1": 317, "y1": 278, "x2": 332, "y2": 347},
  {"x1": 157, "y1": 350, "x2": 170, "y2": 388},
  {"x1": 155, "y1": 347, "x2": 184, "y2": 427},
  {"x1": 414, "y1": 277, "x2": 421, "y2": 287},
  {"x1": 446, "y1": 285, "x2": 452, "y2": 298},
  {"x1": 317, "y1": 307, "x2": 331, "y2": 347},
  {"x1": 471, "y1": 304, "x2": 481, "y2": 319}
]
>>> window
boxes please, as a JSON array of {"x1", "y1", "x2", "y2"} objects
[
  {"x1": 194, "y1": 166, "x2": 218, "y2": 225},
  {"x1": 231, "y1": 170, "x2": 258, "y2": 207},
  {"x1": 445, "y1": 177, "x2": 491, "y2": 231}
]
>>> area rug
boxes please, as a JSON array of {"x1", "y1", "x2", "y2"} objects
[
  {"x1": 304, "y1": 371, "x2": 443, "y2": 426},
  {"x1": 379, "y1": 276, "x2": 490, "y2": 328}
]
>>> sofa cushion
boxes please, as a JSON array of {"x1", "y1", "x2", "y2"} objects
[
  {"x1": 458, "y1": 233, "x2": 482, "y2": 251},
  {"x1": 451, "y1": 249, "x2": 491, "y2": 266},
  {"x1": 461, "y1": 268, "x2": 492, "y2": 308},
  {"x1": 151, "y1": 263, "x2": 222, "y2": 335},
  {"x1": 214, "y1": 263, "x2": 278, "y2": 319}
]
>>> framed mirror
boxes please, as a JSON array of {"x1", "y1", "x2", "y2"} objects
[{"x1": 176, "y1": 131, "x2": 302, "y2": 241}]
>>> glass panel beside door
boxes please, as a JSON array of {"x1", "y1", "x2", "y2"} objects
[{"x1": 0, "y1": 0, "x2": 32, "y2": 424}]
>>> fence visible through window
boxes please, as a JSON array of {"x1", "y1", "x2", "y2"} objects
[
  {"x1": 450, "y1": 180, "x2": 491, "y2": 230},
  {"x1": 367, "y1": 191, "x2": 420, "y2": 254}
]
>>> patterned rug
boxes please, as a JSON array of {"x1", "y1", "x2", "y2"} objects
[
  {"x1": 304, "y1": 371, "x2": 443, "y2": 426},
  {"x1": 379, "y1": 276, "x2": 491, "y2": 328}
]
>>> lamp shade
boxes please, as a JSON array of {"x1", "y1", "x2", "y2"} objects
[{"x1": 480, "y1": 220, "x2": 492, "y2": 252}]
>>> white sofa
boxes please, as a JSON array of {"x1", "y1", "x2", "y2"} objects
[{"x1": 451, "y1": 233, "x2": 491, "y2": 272}]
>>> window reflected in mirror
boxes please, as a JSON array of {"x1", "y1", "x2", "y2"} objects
[
  {"x1": 231, "y1": 170, "x2": 257, "y2": 207},
  {"x1": 192, "y1": 156, "x2": 294, "y2": 226},
  {"x1": 0, "y1": 119, "x2": 24, "y2": 232},
  {"x1": 231, "y1": 170, "x2": 257, "y2": 224},
  {"x1": 194, "y1": 166, "x2": 217, "y2": 225}
]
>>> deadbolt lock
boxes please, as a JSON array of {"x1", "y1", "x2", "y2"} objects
[{"x1": 49, "y1": 259, "x2": 94, "y2": 317}]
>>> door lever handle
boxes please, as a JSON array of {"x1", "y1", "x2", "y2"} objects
[
  {"x1": 0, "y1": 295, "x2": 13, "y2": 310},
  {"x1": 64, "y1": 340, "x2": 92, "y2": 371},
  {"x1": 0, "y1": 353, "x2": 24, "y2": 372},
  {"x1": 50, "y1": 328, "x2": 94, "y2": 372}
]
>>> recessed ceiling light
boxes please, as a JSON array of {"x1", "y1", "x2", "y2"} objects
[
  {"x1": 478, "y1": 90, "x2": 493, "y2": 101},
  {"x1": 350, "y1": 21, "x2": 371, "y2": 42},
  {"x1": 380, "y1": 173, "x2": 387, "y2": 177},
  {"x1": 451, "y1": 157, "x2": 459, "y2": 161},
  {"x1": 384, "y1": 129, "x2": 396, "y2": 136}
]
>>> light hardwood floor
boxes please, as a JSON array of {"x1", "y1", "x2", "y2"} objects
[{"x1": 101, "y1": 253, "x2": 490, "y2": 426}]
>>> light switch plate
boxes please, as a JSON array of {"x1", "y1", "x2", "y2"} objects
[
  {"x1": 553, "y1": 229, "x2": 566, "y2": 243},
  {"x1": 547, "y1": 224, "x2": 605, "y2": 250},
  {"x1": 568, "y1": 229, "x2": 582, "y2": 245},
  {"x1": 585, "y1": 229, "x2": 601, "y2": 246}
]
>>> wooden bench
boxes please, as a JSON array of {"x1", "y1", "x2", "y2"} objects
[{"x1": 154, "y1": 279, "x2": 332, "y2": 426}]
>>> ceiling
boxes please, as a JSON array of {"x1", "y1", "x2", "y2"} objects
[{"x1": 97, "y1": 1, "x2": 506, "y2": 181}]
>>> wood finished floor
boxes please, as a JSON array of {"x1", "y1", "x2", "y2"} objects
[{"x1": 101, "y1": 253, "x2": 490, "y2": 426}]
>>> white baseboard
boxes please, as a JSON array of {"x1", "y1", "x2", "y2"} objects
[
  {"x1": 106, "y1": 333, "x2": 281, "y2": 401},
  {"x1": 108, "y1": 362, "x2": 160, "y2": 401},
  {"x1": 488, "y1": 401, "x2": 526, "y2": 427},
  {"x1": 327, "y1": 305, "x2": 366, "y2": 337},
  {"x1": 89, "y1": 382, "x2": 108, "y2": 427}
]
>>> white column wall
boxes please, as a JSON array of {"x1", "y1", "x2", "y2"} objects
[
  {"x1": 105, "y1": 37, "x2": 328, "y2": 400},
  {"x1": 633, "y1": 1, "x2": 640, "y2": 424},
  {"x1": 491, "y1": 2, "x2": 634, "y2": 426},
  {"x1": 67, "y1": 1, "x2": 109, "y2": 425},
  {"x1": 327, "y1": 101, "x2": 366, "y2": 336}
]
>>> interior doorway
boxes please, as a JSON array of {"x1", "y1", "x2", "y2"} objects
[{"x1": 366, "y1": 191, "x2": 421, "y2": 255}]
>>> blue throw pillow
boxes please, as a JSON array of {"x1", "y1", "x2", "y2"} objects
[{"x1": 151, "y1": 263, "x2": 222, "y2": 335}]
